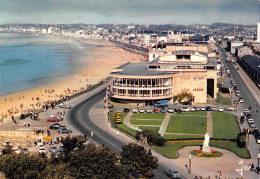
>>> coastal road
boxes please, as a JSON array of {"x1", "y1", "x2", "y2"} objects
[{"x1": 67, "y1": 88, "x2": 191, "y2": 179}]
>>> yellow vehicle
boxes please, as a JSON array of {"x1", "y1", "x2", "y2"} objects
[{"x1": 115, "y1": 112, "x2": 122, "y2": 124}]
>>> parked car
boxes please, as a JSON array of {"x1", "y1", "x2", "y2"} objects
[
  {"x1": 161, "y1": 108, "x2": 167, "y2": 113},
  {"x1": 218, "y1": 107, "x2": 224, "y2": 112},
  {"x1": 239, "y1": 98, "x2": 244, "y2": 103},
  {"x1": 47, "y1": 117, "x2": 61, "y2": 122},
  {"x1": 244, "y1": 109, "x2": 249, "y2": 113},
  {"x1": 38, "y1": 147, "x2": 46, "y2": 154},
  {"x1": 205, "y1": 106, "x2": 212, "y2": 111},
  {"x1": 246, "y1": 113, "x2": 253, "y2": 120},
  {"x1": 256, "y1": 136, "x2": 260, "y2": 144},
  {"x1": 200, "y1": 106, "x2": 206, "y2": 111},
  {"x1": 13, "y1": 148, "x2": 21, "y2": 154},
  {"x1": 226, "y1": 106, "x2": 234, "y2": 111},
  {"x1": 154, "y1": 108, "x2": 160, "y2": 113},
  {"x1": 174, "y1": 108, "x2": 182, "y2": 113},
  {"x1": 49, "y1": 115, "x2": 63, "y2": 121},
  {"x1": 167, "y1": 108, "x2": 174, "y2": 113},
  {"x1": 48, "y1": 146, "x2": 58, "y2": 153},
  {"x1": 58, "y1": 127, "x2": 72, "y2": 134},
  {"x1": 22, "y1": 148, "x2": 29, "y2": 155},
  {"x1": 50, "y1": 123, "x2": 66, "y2": 130},
  {"x1": 2, "y1": 141, "x2": 12, "y2": 147},
  {"x1": 59, "y1": 102, "x2": 71, "y2": 109},
  {"x1": 139, "y1": 108, "x2": 144, "y2": 113},
  {"x1": 146, "y1": 108, "x2": 152, "y2": 113},
  {"x1": 181, "y1": 107, "x2": 189, "y2": 112},
  {"x1": 195, "y1": 107, "x2": 201, "y2": 111},
  {"x1": 133, "y1": 107, "x2": 138, "y2": 113},
  {"x1": 123, "y1": 107, "x2": 130, "y2": 113},
  {"x1": 164, "y1": 169, "x2": 180, "y2": 179},
  {"x1": 249, "y1": 122, "x2": 256, "y2": 128},
  {"x1": 212, "y1": 106, "x2": 217, "y2": 111},
  {"x1": 189, "y1": 107, "x2": 195, "y2": 112}
]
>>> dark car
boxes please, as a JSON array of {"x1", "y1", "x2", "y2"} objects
[
  {"x1": 123, "y1": 107, "x2": 130, "y2": 113},
  {"x1": 206, "y1": 106, "x2": 212, "y2": 111},
  {"x1": 174, "y1": 108, "x2": 182, "y2": 113},
  {"x1": 50, "y1": 123, "x2": 65, "y2": 130},
  {"x1": 58, "y1": 127, "x2": 72, "y2": 134},
  {"x1": 160, "y1": 108, "x2": 167, "y2": 113}
]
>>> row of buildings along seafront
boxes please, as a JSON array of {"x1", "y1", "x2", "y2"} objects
[{"x1": 109, "y1": 43, "x2": 218, "y2": 105}]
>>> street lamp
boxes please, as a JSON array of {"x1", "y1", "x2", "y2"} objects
[{"x1": 189, "y1": 154, "x2": 191, "y2": 174}]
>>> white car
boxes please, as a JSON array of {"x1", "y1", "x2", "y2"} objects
[
  {"x1": 167, "y1": 108, "x2": 174, "y2": 113},
  {"x1": 189, "y1": 107, "x2": 195, "y2": 112},
  {"x1": 200, "y1": 106, "x2": 206, "y2": 111},
  {"x1": 244, "y1": 109, "x2": 249, "y2": 113},
  {"x1": 38, "y1": 147, "x2": 47, "y2": 154},
  {"x1": 59, "y1": 102, "x2": 71, "y2": 109},
  {"x1": 239, "y1": 98, "x2": 244, "y2": 103},
  {"x1": 256, "y1": 136, "x2": 260, "y2": 144},
  {"x1": 139, "y1": 108, "x2": 144, "y2": 113},
  {"x1": 2, "y1": 141, "x2": 12, "y2": 147},
  {"x1": 133, "y1": 107, "x2": 138, "y2": 113},
  {"x1": 146, "y1": 108, "x2": 152, "y2": 113},
  {"x1": 181, "y1": 107, "x2": 189, "y2": 112},
  {"x1": 13, "y1": 148, "x2": 21, "y2": 154},
  {"x1": 218, "y1": 107, "x2": 224, "y2": 112}
]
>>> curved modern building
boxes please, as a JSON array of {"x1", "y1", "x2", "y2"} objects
[{"x1": 109, "y1": 47, "x2": 218, "y2": 105}]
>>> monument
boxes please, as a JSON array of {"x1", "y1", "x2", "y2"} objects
[{"x1": 202, "y1": 132, "x2": 211, "y2": 153}]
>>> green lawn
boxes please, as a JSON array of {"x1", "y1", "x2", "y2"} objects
[
  {"x1": 166, "y1": 116, "x2": 207, "y2": 134},
  {"x1": 216, "y1": 92, "x2": 231, "y2": 105},
  {"x1": 210, "y1": 142, "x2": 250, "y2": 159},
  {"x1": 213, "y1": 112, "x2": 240, "y2": 139},
  {"x1": 172, "y1": 111, "x2": 207, "y2": 116},
  {"x1": 130, "y1": 119, "x2": 162, "y2": 126},
  {"x1": 164, "y1": 134, "x2": 204, "y2": 140},
  {"x1": 153, "y1": 141, "x2": 250, "y2": 159},
  {"x1": 153, "y1": 142, "x2": 203, "y2": 159},
  {"x1": 109, "y1": 112, "x2": 137, "y2": 137},
  {"x1": 138, "y1": 126, "x2": 160, "y2": 133},
  {"x1": 131, "y1": 113, "x2": 165, "y2": 120}
]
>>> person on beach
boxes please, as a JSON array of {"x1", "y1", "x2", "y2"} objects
[{"x1": 24, "y1": 122, "x2": 27, "y2": 127}]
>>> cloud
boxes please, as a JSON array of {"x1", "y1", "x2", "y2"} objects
[{"x1": 0, "y1": 0, "x2": 258, "y2": 24}]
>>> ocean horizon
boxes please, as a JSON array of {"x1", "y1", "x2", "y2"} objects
[{"x1": 0, "y1": 32, "x2": 92, "y2": 96}]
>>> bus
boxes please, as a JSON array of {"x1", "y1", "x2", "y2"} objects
[{"x1": 115, "y1": 112, "x2": 122, "y2": 124}]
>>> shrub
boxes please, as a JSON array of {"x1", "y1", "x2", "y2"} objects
[
  {"x1": 136, "y1": 130, "x2": 165, "y2": 146},
  {"x1": 237, "y1": 133, "x2": 246, "y2": 148}
]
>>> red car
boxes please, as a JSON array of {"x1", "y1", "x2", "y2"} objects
[
  {"x1": 154, "y1": 108, "x2": 160, "y2": 113},
  {"x1": 47, "y1": 117, "x2": 60, "y2": 122}
]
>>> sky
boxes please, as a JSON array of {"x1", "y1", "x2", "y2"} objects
[{"x1": 0, "y1": 0, "x2": 259, "y2": 25}]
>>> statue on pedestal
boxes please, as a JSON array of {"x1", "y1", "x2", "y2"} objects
[{"x1": 202, "y1": 132, "x2": 211, "y2": 153}]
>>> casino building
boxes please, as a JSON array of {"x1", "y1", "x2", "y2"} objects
[{"x1": 109, "y1": 45, "x2": 218, "y2": 105}]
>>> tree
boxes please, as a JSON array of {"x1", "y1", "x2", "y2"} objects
[
  {"x1": 0, "y1": 154, "x2": 47, "y2": 178},
  {"x1": 120, "y1": 143, "x2": 158, "y2": 178},
  {"x1": 61, "y1": 135, "x2": 86, "y2": 161},
  {"x1": 68, "y1": 143, "x2": 125, "y2": 179},
  {"x1": 173, "y1": 91, "x2": 193, "y2": 104}
]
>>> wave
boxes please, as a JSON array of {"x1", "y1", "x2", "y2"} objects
[{"x1": 0, "y1": 59, "x2": 28, "y2": 66}]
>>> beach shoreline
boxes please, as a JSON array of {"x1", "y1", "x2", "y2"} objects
[{"x1": 0, "y1": 38, "x2": 143, "y2": 120}]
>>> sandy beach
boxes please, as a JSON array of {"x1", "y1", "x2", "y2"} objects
[{"x1": 0, "y1": 40, "x2": 143, "y2": 120}]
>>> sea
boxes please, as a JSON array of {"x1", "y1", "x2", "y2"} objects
[{"x1": 0, "y1": 32, "x2": 91, "y2": 96}]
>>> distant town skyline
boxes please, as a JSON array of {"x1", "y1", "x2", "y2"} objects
[{"x1": 0, "y1": 0, "x2": 259, "y2": 25}]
